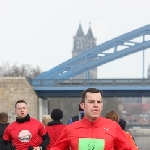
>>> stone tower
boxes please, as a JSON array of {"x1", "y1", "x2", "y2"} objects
[{"x1": 72, "y1": 23, "x2": 97, "y2": 79}]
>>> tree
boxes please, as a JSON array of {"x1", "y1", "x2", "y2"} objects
[{"x1": 0, "y1": 61, "x2": 42, "y2": 79}]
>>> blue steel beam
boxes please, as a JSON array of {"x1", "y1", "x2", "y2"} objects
[
  {"x1": 35, "y1": 24, "x2": 150, "y2": 80},
  {"x1": 35, "y1": 90, "x2": 150, "y2": 97},
  {"x1": 33, "y1": 86, "x2": 150, "y2": 91},
  {"x1": 32, "y1": 79, "x2": 150, "y2": 90}
]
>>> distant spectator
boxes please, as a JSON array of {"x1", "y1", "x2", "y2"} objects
[
  {"x1": 0, "y1": 112, "x2": 12, "y2": 150},
  {"x1": 118, "y1": 119, "x2": 139, "y2": 150},
  {"x1": 42, "y1": 115, "x2": 52, "y2": 127},
  {"x1": 105, "y1": 110, "x2": 119, "y2": 122},
  {"x1": 106, "y1": 110, "x2": 138, "y2": 150},
  {"x1": 46, "y1": 109, "x2": 66, "y2": 149},
  {"x1": 68, "y1": 103, "x2": 84, "y2": 124}
]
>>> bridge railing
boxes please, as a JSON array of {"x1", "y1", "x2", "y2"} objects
[{"x1": 31, "y1": 79, "x2": 150, "y2": 86}]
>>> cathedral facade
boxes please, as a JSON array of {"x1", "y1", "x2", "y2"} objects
[{"x1": 72, "y1": 23, "x2": 97, "y2": 79}]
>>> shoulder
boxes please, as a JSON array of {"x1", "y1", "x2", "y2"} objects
[
  {"x1": 101, "y1": 117, "x2": 117, "y2": 124},
  {"x1": 8, "y1": 121, "x2": 17, "y2": 126},
  {"x1": 67, "y1": 120, "x2": 82, "y2": 129},
  {"x1": 30, "y1": 118, "x2": 43, "y2": 127},
  {"x1": 125, "y1": 131, "x2": 133, "y2": 138},
  {"x1": 101, "y1": 117, "x2": 119, "y2": 128},
  {"x1": 46, "y1": 125, "x2": 53, "y2": 131},
  {"x1": 4, "y1": 121, "x2": 17, "y2": 131},
  {"x1": 30, "y1": 117, "x2": 41, "y2": 124}
]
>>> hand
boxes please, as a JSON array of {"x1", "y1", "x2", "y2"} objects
[{"x1": 33, "y1": 146, "x2": 41, "y2": 150}]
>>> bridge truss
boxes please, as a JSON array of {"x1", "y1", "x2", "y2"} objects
[{"x1": 34, "y1": 24, "x2": 150, "y2": 81}]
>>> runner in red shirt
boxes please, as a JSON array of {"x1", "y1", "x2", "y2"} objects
[
  {"x1": 50, "y1": 88, "x2": 132, "y2": 150},
  {"x1": 3, "y1": 100, "x2": 50, "y2": 150},
  {"x1": 46, "y1": 109, "x2": 66, "y2": 149}
]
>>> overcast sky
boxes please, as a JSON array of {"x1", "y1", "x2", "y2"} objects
[{"x1": 0, "y1": 0, "x2": 150, "y2": 78}]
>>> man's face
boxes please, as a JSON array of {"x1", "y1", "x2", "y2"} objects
[
  {"x1": 81, "y1": 92, "x2": 103, "y2": 121},
  {"x1": 15, "y1": 103, "x2": 28, "y2": 118}
]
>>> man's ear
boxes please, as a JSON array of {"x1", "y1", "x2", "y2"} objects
[{"x1": 80, "y1": 103, "x2": 85, "y2": 110}]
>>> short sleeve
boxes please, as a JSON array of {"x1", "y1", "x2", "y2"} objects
[
  {"x1": 38, "y1": 121, "x2": 47, "y2": 136},
  {"x1": 3, "y1": 126, "x2": 11, "y2": 141}
]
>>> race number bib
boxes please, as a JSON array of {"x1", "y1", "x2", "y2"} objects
[{"x1": 79, "y1": 138, "x2": 105, "y2": 150}]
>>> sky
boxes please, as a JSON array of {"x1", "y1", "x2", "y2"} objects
[{"x1": 0, "y1": 0, "x2": 150, "y2": 78}]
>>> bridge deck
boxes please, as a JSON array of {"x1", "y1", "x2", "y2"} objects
[{"x1": 30, "y1": 79, "x2": 150, "y2": 97}]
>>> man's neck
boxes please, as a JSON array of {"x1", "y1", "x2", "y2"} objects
[{"x1": 16, "y1": 114, "x2": 30, "y2": 123}]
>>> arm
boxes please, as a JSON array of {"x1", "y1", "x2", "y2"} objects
[
  {"x1": 40, "y1": 132, "x2": 50, "y2": 150},
  {"x1": 126, "y1": 132, "x2": 139, "y2": 150},
  {"x1": 3, "y1": 127, "x2": 14, "y2": 149},
  {"x1": 38, "y1": 123, "x2": 50, "y2": 150},
  {"x1": 3, "y1": 126, "x2": 11, "y2": 143},
  {"x1": 114, "y1": 124, "x2": 132, "y2": 150},
  {"x1": 50, "y1": 126, "x2": 70, "y2": 150}
]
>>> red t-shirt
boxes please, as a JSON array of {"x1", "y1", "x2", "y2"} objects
[
  {"x1": 46, "y1": 124, "x2": 66, "y2": 149},
  {"x1": 3, "y1": 118, "x2": 47, "y2": 150}
]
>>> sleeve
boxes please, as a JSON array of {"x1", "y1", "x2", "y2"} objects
[
  {"x1": 38, "y1": 122, "x2": 50, "y2": 150},
  {"x1": 3, "y1": 126, "x2": 11, "y2": 142},
  {"x1": 40, "y1": 132, "x2": 50, "y2": 150},
  {"x1": 38, "y1": 122, "x2": 47, "y2": 136},
  {"x1": 50, "y1": 126, "x2": 70, "y2": 150},
  {"x1": 114, "y1": 124, "x2": 132, "y2": 150},
  {"x1": 126, "y1": 132, "x2": 139, "y2": 150}
]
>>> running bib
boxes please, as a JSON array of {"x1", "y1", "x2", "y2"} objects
[{"x1": 79, "y1": 138, "x2": 105, "y2": 150}]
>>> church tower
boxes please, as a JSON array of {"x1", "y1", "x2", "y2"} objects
[{"x1": 72, "y1": 23, "x2": 97, "y2": 79}]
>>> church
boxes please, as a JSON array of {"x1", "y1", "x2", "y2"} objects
[{"x1": 72, "y1": 23, "x2": 97, "y2": 79}]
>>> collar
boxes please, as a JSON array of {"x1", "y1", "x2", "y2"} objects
[
  {"x1": 47, "y1": 120, "x2": 63, "y2": 126},
  {"x1": 81, "y1": 116, "x2": 102, "y2": 127},
  {"x1": 16, "y1": 114, "x2": 30, "y2": 123}
]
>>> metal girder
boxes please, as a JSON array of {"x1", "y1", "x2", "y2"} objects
[
  {"x1": 36, "y1": 90, "x2": 150, "y2": 97},
  {"x1": 35, "y1": 24, "x2": 150, "y2": 80}
]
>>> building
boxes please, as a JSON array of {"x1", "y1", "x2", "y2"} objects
[{"x1": 72, "y1": 23, "x2": 97, "y2": 79}]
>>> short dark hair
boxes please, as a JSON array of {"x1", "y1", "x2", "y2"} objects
[
  {"x1": 15, "y1": 100, "x2": 27, "y2": 108},
  {"x1": 81, "y1": 88, "x2": 103, "y2": 103},
  {"x1": 0, "y1": 112, "x2": 8, "y2": 124},
  {"x1": 51, "y1": 109, "x2": 63, "y2": 121}
]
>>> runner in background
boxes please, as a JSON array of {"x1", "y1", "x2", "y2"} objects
[{"x1": 68, "y1": 103, "x2": 84, "y2": 124}]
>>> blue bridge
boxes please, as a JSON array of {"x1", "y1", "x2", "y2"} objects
[{"x1": 31, "y1": 24, "x2": 150, "y2": 98}]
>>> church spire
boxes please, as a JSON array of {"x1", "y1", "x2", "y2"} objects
[
  {"x1": 86, "y1": 22, "x2": 94, "y2": 38},
  {"x1": 76, "y1": 22, "x2": 84, "y2": 37}
]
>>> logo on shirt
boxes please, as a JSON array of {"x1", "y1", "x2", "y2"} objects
[
  {"x1": 18, "y1": 130, "x2": 32, "y2": 142},
  {"x1": 103, "y1": 127, "x2": 109, "y2": 131}
]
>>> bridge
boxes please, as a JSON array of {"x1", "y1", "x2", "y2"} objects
[
  {"x1": 30, "y1": 25, "x2": 150, "y2": 150},
  {"x1": 31, "y1": 24, "x2": 150, "y2": 98},
  {"x1": 31, "y1": 78, "x2": 150, "y2": 97}
]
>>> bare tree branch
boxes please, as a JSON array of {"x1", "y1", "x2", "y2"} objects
[{"x1": 0, "y1": 62, "x2": 42, "y2": 78}]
